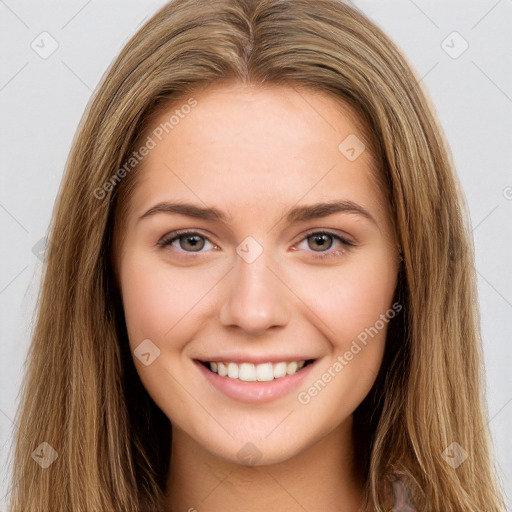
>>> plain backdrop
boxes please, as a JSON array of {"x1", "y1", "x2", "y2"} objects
[{"x1": 1, "y1": 0, "x2": 511, "y2": 510}]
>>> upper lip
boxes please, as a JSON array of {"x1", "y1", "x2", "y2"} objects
[{"x1": 195, "y1": 355, "x2": 317, "y2": 365}]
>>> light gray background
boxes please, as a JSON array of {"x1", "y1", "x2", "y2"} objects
[{"x1": 1, "y1": 0, "x2": 511, "y2": 509}]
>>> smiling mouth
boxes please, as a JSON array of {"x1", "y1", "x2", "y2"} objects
[{"x1": 198, "y1": 359, "x2": 315, "y2": 382}]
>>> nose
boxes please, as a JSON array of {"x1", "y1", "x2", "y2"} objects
[{"x1": 218, "y1": 250, "x2": 291, "y2": 335}]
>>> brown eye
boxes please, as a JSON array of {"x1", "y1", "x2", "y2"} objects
[
  {"x1": 158, "y1": 231, "x2": 216, "y2": 254},
  {"x1": 294, "y1": 230, "x2": 355, "y2": 261},
  {"x1": 176, "y1": 234, "x2": 205, "y2": 252},
  {"x1": 307, "y1": 233, "x2": 334, "y2": 252}
]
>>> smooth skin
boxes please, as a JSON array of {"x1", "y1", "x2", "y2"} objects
[{"x1": 115, "y1": 82, "x2": 400, "y2": 512}]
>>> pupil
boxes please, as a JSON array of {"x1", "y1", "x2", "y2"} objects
[
  {"x1": 310, "y1": 234, "x2": 332, "y2": 251},
  {"x1": 182, "y1": 235, "x2": 204, "y2": 251}
]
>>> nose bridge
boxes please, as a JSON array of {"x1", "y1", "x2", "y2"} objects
[{"x1": 218, "y1": 244, "x2": 291, "y2": 334}]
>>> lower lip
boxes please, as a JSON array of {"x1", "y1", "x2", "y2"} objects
[{"x1": 195, "y1": 360, "x2": 317, "y2": 404}]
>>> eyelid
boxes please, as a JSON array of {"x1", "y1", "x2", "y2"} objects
[
  {"x1": 157, "y1": 229, "x2": 218, "y2": 251},
  {"x1": 294, "y1": 228, "x2": 355, "y2": 246},
  {"x1": 291, "y1": 229, "x2": 355, "y2": 260},
  {"x1": 157, "y1": 228, "x2": 355, "y2": 258}
]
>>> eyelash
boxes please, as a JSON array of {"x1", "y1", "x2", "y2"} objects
[{"x1": 157, "y1": 229, "x2": 355, "y2": 260}]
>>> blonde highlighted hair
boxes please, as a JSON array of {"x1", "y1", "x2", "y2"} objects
[{"x1": 8, "y1": 0, "x2": 505, "y2": 510}]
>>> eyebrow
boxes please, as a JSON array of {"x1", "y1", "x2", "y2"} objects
[{"x1": 138, "y1": 199, "x2": 377, "y2": 226}]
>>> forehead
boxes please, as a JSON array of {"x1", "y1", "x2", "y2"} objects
[{"x1": 127, "y1": 83, "x2": 389, "y2": 230}]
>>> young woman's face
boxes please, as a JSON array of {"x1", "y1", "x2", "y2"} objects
[{"x1": 116, "y1": 83, "x2": 400, "y2": 466}]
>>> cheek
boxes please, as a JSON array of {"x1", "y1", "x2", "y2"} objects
[
  {"x1": 296, "y1": 313, "x2": 395, "y2": 423},
  {"x1": 119, "y1": 254, "x2": 205, "y2": 350},
  {"x1": 296, "y1": 245, "x2": 398, "y2": 342},
  {"x1": 292, "y1": 245, "x2": 397, "y2": 407}
]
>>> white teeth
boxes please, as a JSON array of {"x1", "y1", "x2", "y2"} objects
[
  {"x1": 227, "y1": 362, "x2": 239, "y2": 379},
  {"x1": 239, "y1": 363, "x2": 256, "y2": 382},
  {"x1": 273, "y1": 362, "x2": 287, "y2": 379},
  {"x1": 218, "y1": 362, "x2": 227, "y2": 377},
  {"x1": 256, "y1": 362, "x2": 274, "y2": 382},
  {"x1": 286, "y1": 361, "x2": 298, "y2": 375},
  {"x1": 207, "y1": 360, "x2": 309, "y2": 381}
]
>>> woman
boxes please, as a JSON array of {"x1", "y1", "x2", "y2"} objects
[{"x1": 8, "y1": 0, "x2": 505, "y2": 510}]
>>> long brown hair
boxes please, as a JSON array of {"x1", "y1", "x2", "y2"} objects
[{"x1": 8, "y1": 0, "x2": 505, "y2": 510}]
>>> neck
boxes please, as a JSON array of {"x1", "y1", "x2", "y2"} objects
[{"x1": 165, "y1": 418, "x2": 364, "y2": 512}]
